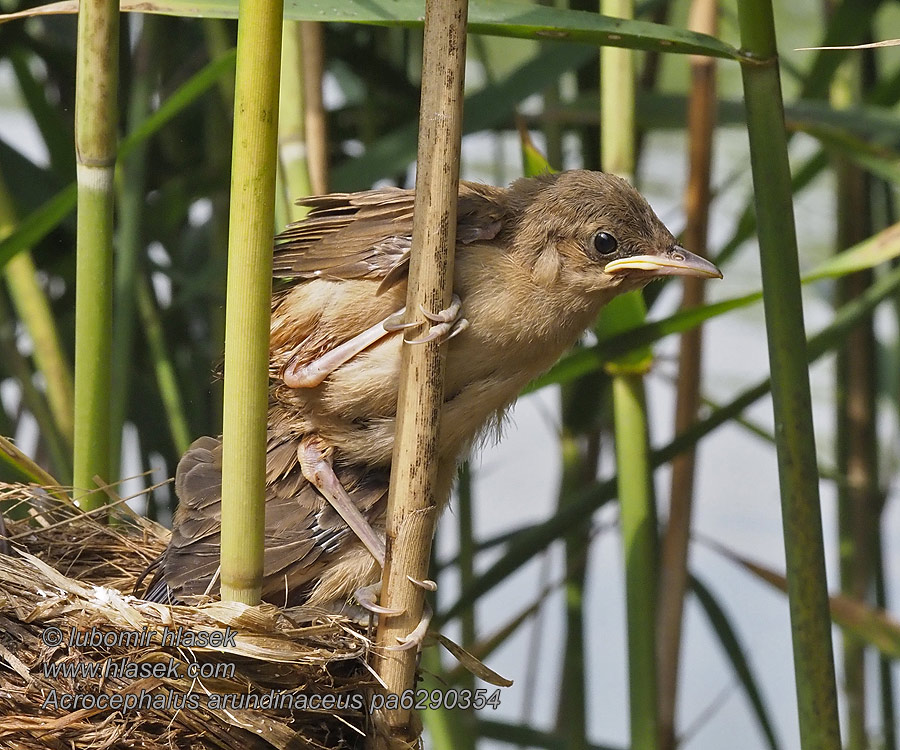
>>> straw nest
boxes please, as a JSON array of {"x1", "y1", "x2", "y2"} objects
[{"x1": 0, "y1": 482, "x2": 384, "y2": 750}]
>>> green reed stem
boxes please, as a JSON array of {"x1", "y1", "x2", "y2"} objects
[
  {"x1": 72, "y1": 0, "x2": 119, "y2": 506},
  {"x1": 218, "y1": 0, "x2": 283, "y2": 604},
  {"x1": 737, "y1": 3, "x2": 841, "y2": 748}
]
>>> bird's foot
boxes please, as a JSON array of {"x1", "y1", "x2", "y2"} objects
[
  {"x1": 408, "y1": 574, "x2": 437, "y2": 591},
  {"x1": 282, "y1": 307, "x2": 411, "y2": 388},
  {"x1": 298, "y1": 436, "x2": 386, "y2": 566},
  {"x1": 382, "y1": 306, "x2": 419, "y2": 333},
  {"x1": 405, "y1": 294, "x2": 469, "y2": 345},
  {"x1": 357, "y1": 578, "x2": 436, "y2": 650},
  {"x1": 355, "y1": 582, "x2": 403, "y2": 616},
  {"x1": 387, "y1": 602, "x2": 434, "y2": 652}
]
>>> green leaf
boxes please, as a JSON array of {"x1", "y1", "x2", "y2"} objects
[
  {"x1": 0, "y1": 435, "x2": 61, "y2": 487},
  {"x1": 690, "y1": 574, "x2": 782, "y2": 750},
  {"x1": 518, "y1": 122, "x2": 557, "y2": 177},
  {"x1": 806, "y1": 222, "x2": 900, "y2": 281},
  {"x1": 0, "y1": 1, "x2": 743, "y2": 60},
  {"x1": 792, "y1": 120, "x2": 900, "y2": 185},
  {"x1": 0, "y1": 184, "x2": 77, "y2": 272},
  {"x1": 596, "y1": 292, "x2": 652, "y2": 374},
  {"x1": 476, "y1": 718, "x2": 623, "y2": 750}
]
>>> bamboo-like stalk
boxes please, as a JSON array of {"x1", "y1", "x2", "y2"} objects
[
  {"x1": 555, "y1": 413, "x2": 597, "y2": 750},
  {"x1": 831, "y1": 54, "x2": 877, "y2": 750},
  {"x1": 600, "y1": 0, "x2": 634, "y2": 176},
  {"x1": 110, "y1": 15, "x2": 159, "y2": 480},
  {"x1": 601, "y1": 1, "x2": 658, "y2": 748},
  {"x1": 870, "y1": 136, "x2": 897, "y2": 750},
  {"x1": 874, "y1": 529, "x2": 897, "y2": 750},
  {"x1": 278, "y1": 21, "x2": 313, "y2": 223},
  {"x1": 72, "y1": 0, "x2": 119, "y2": 507},
  {"x1": 737, "y1": 3, "x2": 842, "y2": 748},
  {"x1": 218, "y1": 0, "x2": 283, "y2": 605},
  {"x1": 371, "y1": 0, "x2": 468, "y2": 740},
  {"x1": 612, "y1": 372, "x2": 658, "y2": 749},
  {"x1": 300, "y1": 22, "x2": 328, "y2": 195},
  {"x1": 658, "y1": 2, "x2": 717, "y2": 748}
]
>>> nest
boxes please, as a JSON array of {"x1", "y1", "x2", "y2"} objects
[{"x1": 0, "y1": 483, "x2": 381, "y2": 750}]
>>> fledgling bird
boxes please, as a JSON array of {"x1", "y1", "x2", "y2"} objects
[{"x1": 139, "y1": 170, "x2": 721, "y2": 626}]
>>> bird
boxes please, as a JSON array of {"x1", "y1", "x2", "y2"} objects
[{"x1": 138, "y1": 170, "x2": 721, "y2": 633}]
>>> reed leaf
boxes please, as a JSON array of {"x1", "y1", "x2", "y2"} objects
[
  {"x1": 0, "y1": 1, "x2": 743, "y2": 60},
  {"x1": 689, "y1": 574, "x2": 782, "y2": 750}
]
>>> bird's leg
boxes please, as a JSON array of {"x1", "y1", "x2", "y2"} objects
[
  {"x1": 298, "y1": 438, "x2": 437, "y2": 647},
  {"x1": 298, "y1": 437, "x2": 387, "y2": 564},
  {"x1": 282, "y1": 296, "x2": 467, "y2": 389},
  {"x1": 405, "y1": 293, "x2": 469, "y2": 345},
  {"x1": 282, "y1": 308, "x2": 416, "y2": 388}
]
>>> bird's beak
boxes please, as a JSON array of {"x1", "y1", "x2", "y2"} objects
[{"x1": 604, "y1": 245, "x2": 723, "y2": 279}]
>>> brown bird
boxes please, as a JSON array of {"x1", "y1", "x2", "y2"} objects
[{"x1": 139, "y1": 170, "x2": 721, "y2": 633}]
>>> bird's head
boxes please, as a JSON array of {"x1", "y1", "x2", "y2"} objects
[{"x1": 508, "y1": 170, "x2": 721, "y2": 295}]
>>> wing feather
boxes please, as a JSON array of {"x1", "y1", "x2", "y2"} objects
[
  {"x1": 139, "y1": 434, "x2": 389, "y2": 606},
  {"x1": 273, "y1": 182, "x2": 508, "y2": 291}
]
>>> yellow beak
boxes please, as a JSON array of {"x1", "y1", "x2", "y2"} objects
[{"x1": 604, "y1": 246, "x2": 723, "y2": 279}]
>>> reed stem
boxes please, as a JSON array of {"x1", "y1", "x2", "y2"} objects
[
  {"x1": 737, "y1": 3, "x2": 841, "y2": 747},
  {"x1": 658, "y1": 3, "x2": 717, "y2": 747},
  {"x1": 218, "y1": 0, "x2": 283, "y2": 604},
  {"x1": 372, "y1": 0, "x2": 468, "y2": 740},
  {"x1": 72, "y1": 0, "x2": 119, "y2": 506}
]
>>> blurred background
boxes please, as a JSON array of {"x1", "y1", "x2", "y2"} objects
[{"x1": 0, "y1": 1, "x2": 898, "y2": 748}]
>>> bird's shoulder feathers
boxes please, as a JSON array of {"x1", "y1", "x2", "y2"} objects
[{"x1": 272, "y1": 182, "x2": 508, "y2": 292}]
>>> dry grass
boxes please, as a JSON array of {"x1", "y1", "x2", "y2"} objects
[{"x1": 0, "y1": 483, "x2": 379, "y2": 750}]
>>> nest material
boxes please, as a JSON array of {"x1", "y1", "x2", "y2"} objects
[{"x1": 0, "y1": 483, "x2": 379, "y2": 750}]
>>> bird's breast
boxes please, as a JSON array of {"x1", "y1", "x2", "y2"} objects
[{"x1": 270, "y1": 248, "x2": 609, "y2": 468}]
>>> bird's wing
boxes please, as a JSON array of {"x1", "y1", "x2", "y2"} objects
[
  {"x1": 137, "y1": 434, "x2": 388, "y2": 606},
  {"x1": 272, "y1": 183, "x2": 506, "y2": 292}
]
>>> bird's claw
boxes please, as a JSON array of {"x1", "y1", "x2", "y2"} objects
[
  {"x1": 407, "y1": 575, "x2": 437, "y2": 592},
  {"x1": 383, "y1": 306, "x2": 420, "y2": 333},
  {"x1": 420, "y1": 294, "x2": 462, "y2": 324},
  {"x1": 355, "y1": 582, "x2": 404, "y2": 616},
  {"x1": 405, "y1": 295, "x2": 469, "y2": 345},
  {"x1": 387, "y1": 602, "x2": 433, "y2": 652},
  {"x1": 356, "y1": 579, "x2": 435, "y2": 650}
]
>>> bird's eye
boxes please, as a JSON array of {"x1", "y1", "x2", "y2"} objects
[{"x1": 592, "y1": 231, "x2": 618, "y2": 256}]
